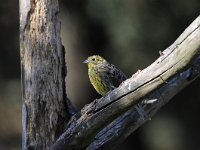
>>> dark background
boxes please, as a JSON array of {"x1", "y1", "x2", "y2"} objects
[{"x1": 0, "y1": 0, "x2": 200, "y2": 149}]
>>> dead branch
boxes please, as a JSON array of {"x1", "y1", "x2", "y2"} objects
[{"x1": 51, "y1": 16, "x2": 200, "y2": 150}]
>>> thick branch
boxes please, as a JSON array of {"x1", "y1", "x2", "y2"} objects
[
  {"x1": 51, "y1": 15, "x2": 200, "y2": 149},
  {"x1": 87, "y1": 55, "x2": 200, "y2": 150}
]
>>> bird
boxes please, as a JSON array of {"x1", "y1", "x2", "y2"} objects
[
  {"x1": 83, "y1": 55, "x2": 127, "y2": 96},
  {"x1": 83, "y1": 55, "x2": 149, "y2": 120}
]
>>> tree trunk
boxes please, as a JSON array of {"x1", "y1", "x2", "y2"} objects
[{"x1": 20, "y1": 0, "x2": 74, "y2": 149}]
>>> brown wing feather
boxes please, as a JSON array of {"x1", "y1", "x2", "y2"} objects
[{"x1": 107, "y1": 64, "x2": 127, "y2": 88}]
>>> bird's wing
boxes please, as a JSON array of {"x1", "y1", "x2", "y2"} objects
[{"x1": 107, "y1": 64, "x2": 127, "y2": 88}]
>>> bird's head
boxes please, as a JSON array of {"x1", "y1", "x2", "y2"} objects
[{"x1": 83, "y1": 55, "x2": 107, "y2": 69}]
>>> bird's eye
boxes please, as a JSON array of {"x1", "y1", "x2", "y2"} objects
[{"x1": 92, "y1": 58, "x2": 95, "y2": 61}]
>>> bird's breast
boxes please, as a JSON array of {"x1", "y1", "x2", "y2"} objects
[{"x1": 88, "y1": 69, "x2": 111, "y2": 95}]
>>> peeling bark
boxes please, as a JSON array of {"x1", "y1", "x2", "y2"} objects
[{"x1": 20, "y1": 0, "x2": 75, "y2": 149}]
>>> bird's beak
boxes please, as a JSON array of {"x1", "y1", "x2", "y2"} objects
[{"x1": 83, "y1": 59, "x2": 89, "y2": 64}]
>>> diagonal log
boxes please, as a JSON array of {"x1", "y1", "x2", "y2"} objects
[{"x1": 51, "y1": 15, "x2": 200, "y2": 150}]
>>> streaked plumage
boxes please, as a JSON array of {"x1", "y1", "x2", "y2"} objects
[{"x1": 83, "y1": 55, "x2": 127, "y2": 95}]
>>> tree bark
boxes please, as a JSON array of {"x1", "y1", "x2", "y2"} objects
[
  {"x1": 20, "y1": 0, "x2": 75, "y2": 149},
  {"x1": 51, "y1": 15, "x2": 200, "y2": 149}
]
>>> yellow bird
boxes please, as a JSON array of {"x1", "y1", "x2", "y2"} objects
[{"x1": 83, "y1": 55, "x2": 127, "y2": 95}]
